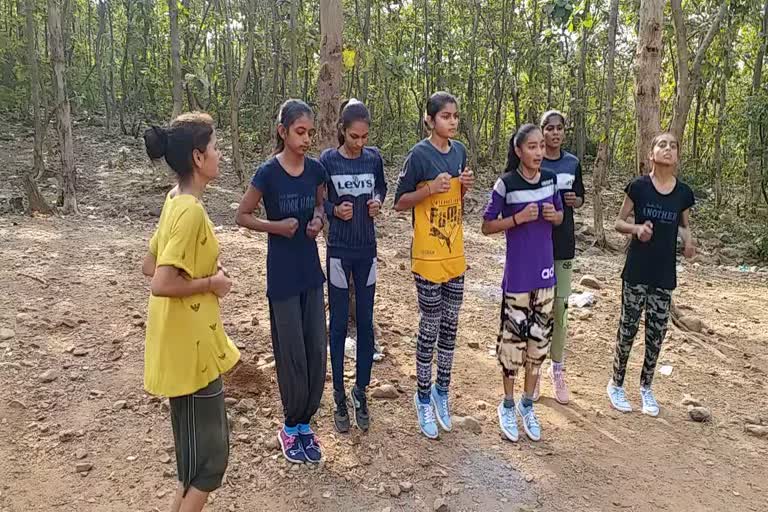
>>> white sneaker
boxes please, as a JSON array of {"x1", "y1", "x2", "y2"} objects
[
  {"x1": 606, "y1": 381, "x2": 633, "y2": 413},
  {"x1": 497, "y1": 402, "x2": 519, "y2": 442},
  {"x1": 640, "y1": 387, "x2": 660, "y2": 417}
]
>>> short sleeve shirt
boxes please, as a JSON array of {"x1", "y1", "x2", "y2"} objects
[
  {"x1": 394, "y1": 139, "x2": 468, "y2": 283},
  {"x1": 483, "y1": 170, "x2": 563, "y2": 293},
  {"x1": 145, "y1": 194, "x2": 240, "y2": 398},
  {"x1": 251, "y1": 156, "x2": 327, "y2": 300},
  {"x1": 621, "y1": 176, "x2": 695, "y2": 290}
]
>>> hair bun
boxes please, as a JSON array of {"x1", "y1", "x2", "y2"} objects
[{"x1": 143, "y1": 125, "x2": 168, "y2": 160}]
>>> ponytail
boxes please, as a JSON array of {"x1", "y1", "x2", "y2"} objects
[{"x1": 504, "y1": 123, "x2": 540, "y2": 174}]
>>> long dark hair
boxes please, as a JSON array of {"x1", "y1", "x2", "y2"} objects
[
  {"x1": 424, "y1": 91, "x2": 458, "y2": 129},
  {"x1": 143, "y1": 112, "x2": 214, "y2": 183},
  {"x1": 274, "y1": 99, "x2": 313, "y2": 154},
  {"x1": 504, "y1": 124, "x2": 540, "y2": 174},
  {"x1": 337, "y1": 99, "x2": 371, "y2": 146}
]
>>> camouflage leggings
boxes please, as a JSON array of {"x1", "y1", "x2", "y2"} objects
[{"x1": 612, "y1": 281, "x2": 672, "y2": 388}]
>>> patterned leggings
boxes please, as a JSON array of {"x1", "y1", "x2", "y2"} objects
[
  {"x1": 612, "y1": 281, "x2": 672, "y2": 388},
  {"x1": 414, "y1": 273, "x2": 465, "y2": 400}
]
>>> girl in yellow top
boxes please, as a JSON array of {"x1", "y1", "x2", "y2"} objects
[
  {"x1": 393, "y1": 92, "x2": 475, "y2": 439},
  {"x1": 141, "y1": 112, "x2": 240, "y2": 512}
]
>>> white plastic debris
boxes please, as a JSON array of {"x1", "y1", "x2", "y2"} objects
[
  {"x1": 568, "y1": 292, "x2": 596, "y2": 308},
  {"x1": 659, "y1": 365, "x2": 674, "y2": 376}
]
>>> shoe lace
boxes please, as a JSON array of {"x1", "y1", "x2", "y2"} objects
[
  {"x1": 553, "y1": 368, "x2": 566, "y2": 388},
  {"x1": 421, "y1": 403, "x2": 436, "y2": 424},
  {"x1": 641, "y1": 388, "x2": 658, "y2": 408},
  {"x1": 284, "y1": 433, "x2": 298, "y2": 449},
  {"x1": 525, "y1": 409, "x2": 540, "y2": 429},
  {"x1": 614, "y1": 386, "x2": 628, "y2": 404},
  {"x1": 438, "y1": 394, "x2": 450, "y2": 416},
  {"x1": 501, "y1": 407, "x2": 515, "y2": 426}
]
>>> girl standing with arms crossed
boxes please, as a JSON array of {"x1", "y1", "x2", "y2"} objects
[
  {"x1": 394, "y1": 92, "x2": 474, "y2": 439},
  {"x1": 607, "y1": 132, "x2": 695, "y2": 416},
  {"x1": 236, "y1": 99, "x2": 327, "y2": 464},
  {"x1": 142, "y1": 112, "x2": 240, "y2": 511},
  {"x1": 482, "y1": 125, "x2": 563, "y2": 442},
  {"x1": 321, "y1": 99, "x2": 387, "y2": 433},
  {"x1": 535, "y1": 110, "x2": 585, "y2": 404}
]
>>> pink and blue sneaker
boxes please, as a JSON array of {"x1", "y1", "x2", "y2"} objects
[{"x1": 278, "y1": 427, "x2": 306, "y2": 464}]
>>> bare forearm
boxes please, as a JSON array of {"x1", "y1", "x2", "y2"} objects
[
  {"x1": 482, "y1": 216, "x2": 517, "y2": 235},
  {"x1": 394, "y1": 187, "x2": 431, "y2": 211},
  {"x1": 142, "y1": 253, "x2": 156, "y2": 277},
  {"x1": 236, "y1": 213, "x2": 285, "y2": 235},
  {"x1": 615, "y1": 219, "x2": 638, "y2": 236},
  {"x1": 679, "y1": 226, "x2": 693, "y2": 246},
  {"x1": 151, "y1": 273, "x2": 210, "y2": 298}
]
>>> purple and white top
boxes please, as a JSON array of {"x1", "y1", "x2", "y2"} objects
[{"x1": 483, "y1": 169, "x2": 563, "y2": 293}]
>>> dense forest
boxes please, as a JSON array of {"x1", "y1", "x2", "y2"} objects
[{"x1": 1, "y1": 0, "x2": 767, "y2": 254}]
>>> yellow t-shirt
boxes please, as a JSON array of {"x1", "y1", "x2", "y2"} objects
[
  {"x1": 411, "y1": 177, "x2": 467, "y2": 282},
  {"x1": 144, "y1": 194, "x2": 240, "y2": 397}
]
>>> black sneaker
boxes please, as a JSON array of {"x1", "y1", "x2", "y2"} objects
[
  {"x1": 351, "y1": 385, "x2": 370, "y2": 431},
  {"x1": 334, "y1": 389, "x2": 350, "y2": 433}
]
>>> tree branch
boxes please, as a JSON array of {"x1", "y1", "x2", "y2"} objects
[
  {"x1": 670, "y1": 0, "x2": 690, "y2": 89},
  {"x1": 691, "y1": 1, "x2": 728, "y2": 79}
]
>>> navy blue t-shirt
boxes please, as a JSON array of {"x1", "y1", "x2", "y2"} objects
[
  {"x1": 540, "y1": 150, "x2": 585, "y2": 261},
  {"x1": 251, "y1": 156, "x2": 327, "y2": 301},
  {"x1": 321, "y1": 147, "x2": 388, "y2": 259}
]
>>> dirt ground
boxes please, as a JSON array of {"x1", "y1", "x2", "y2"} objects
[{"x1": 1, "y1": 126, "x2": 767, "y2": 512}]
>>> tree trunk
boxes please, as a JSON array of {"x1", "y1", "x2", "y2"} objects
[
  {"x1": 574, "y1": 0, "x2": 590, "y2": 163},
  {"x1": 107, "y1": 0, "x2": 117, "y2": 131},
  {"x1": 692, "y1": 88, "x2": 701, "y2": 162},
  {"x1": 168, "y1": 0, "x2": 183, "y2": 118},
  {"x1": 289, "y1": 0, "x2": 298, "y2": 96},
  {"x1": 96, "y1": 0, "x2": 111, "y2": 132},
  {"x1": 591, "y1": 0, "x2": 618, "y2": 248},
  {"x1": 713, "y1": 13, "x2": 732, "y2": 208},
  {"x1": 48, "y1": 0, "x2": 78, "y2": 214},
  {"x1": 317, "y1": 0, "x2": 343, "y2": 151},
  {"x1": 434, "y1": 0, "x2": 442, "y2": 90},
  {"x1": 669, "y1": 0, "x2": 727, "y2": 142},
  {"x1": 463, "y1": 0, "x2": 480, "y2": 169},
  {"x1": 24, "y1": 0, "x2": 54, "y2": 214},
  {"x1": 748, "y1": 0, "x2": 768, "y2": 204},
  {"x1": 228, "y1": 0, "x2": 255, "y2": 186},
  {"x1": 634, "y1": 0, "x2": 664, "y2": 176}
]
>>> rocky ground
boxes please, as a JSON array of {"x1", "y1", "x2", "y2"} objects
[{"x1": 1, "y1": 125, "x2": 767, "y2": 512}]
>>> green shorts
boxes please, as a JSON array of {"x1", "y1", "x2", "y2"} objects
[{"x1": 170, "y1": 377, "x2": 230, "y2": 495}]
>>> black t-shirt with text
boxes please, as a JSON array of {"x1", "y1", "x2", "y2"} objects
[{"x1": 621, "y1": 175, "x2": 695, "y2": 290}]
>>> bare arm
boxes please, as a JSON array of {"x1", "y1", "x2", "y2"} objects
[
  {"x1": 679, "y1": 209, "x2": 694, "y2": 247},
  {"x1": 150, "y1": 265, "x2": 211, "y2": 298},
  {"x1": 394, "y1": 184, "x2": 432, "y2": 211},
  {"x1": 142, "y1": 252, "x2": 156, "y2": 277},
  {"x1": 615, "y1": 195, "x2": 639, "y2": 236},
  {"x1": 314, "y1": 183, "x2": 326, "y2": 222},
  {"x1": 482, "y1": 214, "x2": 518, "y2": 235},
  {"x1": 235, "y1": 185, "x2": 286, "y2": 235}
]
